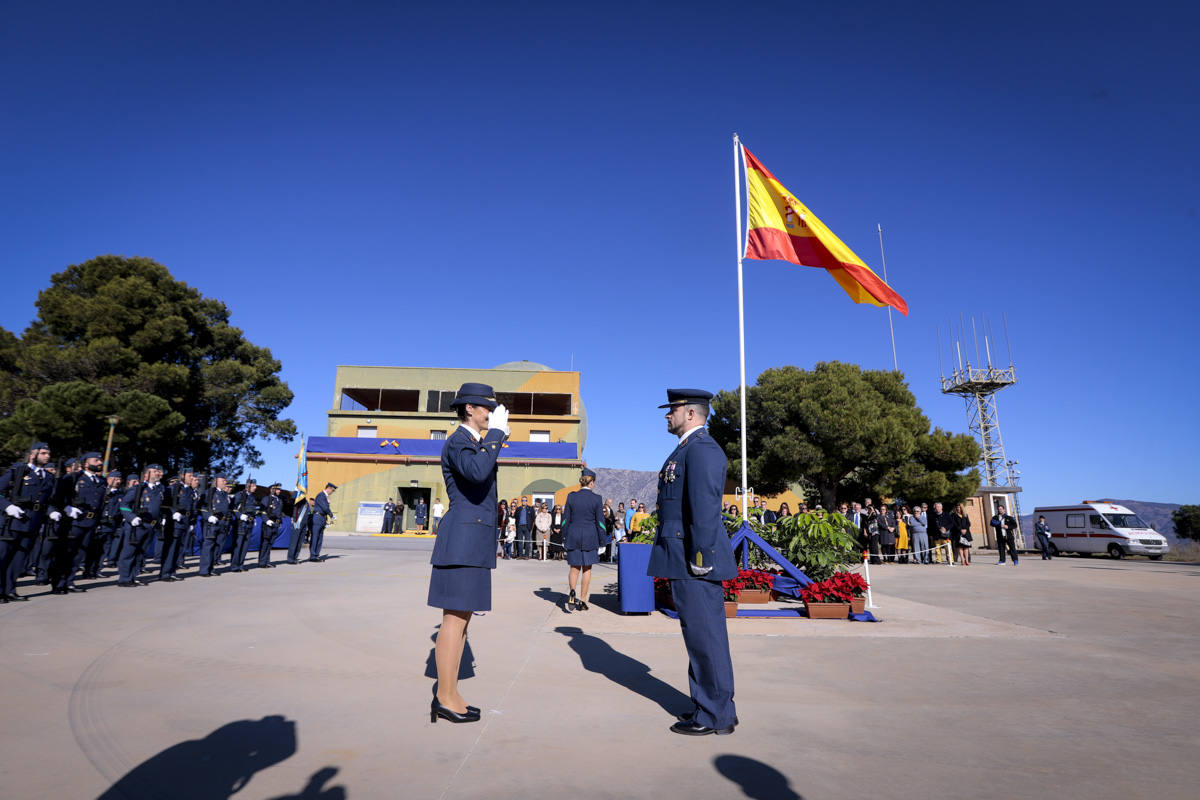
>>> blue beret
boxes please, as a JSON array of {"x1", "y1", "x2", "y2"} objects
[
  {"x1": 125, "y1": 474, "x2": 139, "y2": 481},
  {"x1": 581, "y1": 468, "x2": 596, "y2": 479},
  {"x1": 29, "y1": 441, "x2": 49, "y2": 450},
  {"x1": 245, "y1": 477, "x2": 258, "y2": 484},
  {"x1": 658, "y1": 388, "x2": 714, "y2": 408},
  {"x1": 214, "y1": 474, "x2": 228, "y2": 481},
  {"x1": 81, "y1": 452, "x2": 102, "y2": 461},
  {"x1": 107, "y1": 470, "x2": 121, "y2": 478},
  {"x1": 145, "y1": 463, "x2": 163, "y2": 471},
  {"x1": 64, "y1": 458, "x2": 77, "y2": 466}
]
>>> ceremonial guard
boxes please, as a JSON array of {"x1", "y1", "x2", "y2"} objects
[
  {"x1": 85, "y1": 470, "x2": 124, "y2": 578},
  {"x1": 562, "y1": 467, "x2": 605, "y2": 611},
  {"x1": 107, "y1": 473, "x2": 139, "y2": 568},
  {"x1": 174, "y1": 471, "x2": 199, "y2": 572},
  {"x1": 257, "y1": 482, "x2": 283, "y2": 568},
  {"x1": 230, "y1": 478, "x2": 261, "y2": 572},
  {"x1": 0, "y1": 442, "x2": 58, "y2": 602},
  {"x1": 198, "y1": 475, "x2": 231, "y2": 577},
  {"x1": 309, "y1": 483, "x2": 336, "y2": 562},
  {"x1": 286, "y1": 498, "x2": 309, "y2": 565},
  {"x1": 162, "y1": 470, "x2": 197, "y2": 582},
  {"x1": 50, "y1": 452, "x2": 107, "y2": 594},
  {"x1": 37, "y1": 457, "x2": 79, "y2": 583},
  {"x1": 428, "y1": 383, "x2": 509, "y2": 724},
  {"x1": 382, "y1": 498, "x2": 395, "y2": 535},
  {"x1": 648, "y1": 389, "x2": 738, "y2": 736},
  {"x1": 118, "y1": 464, "x2": 166, "y2": 587}
]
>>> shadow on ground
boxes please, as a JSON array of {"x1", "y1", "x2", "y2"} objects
[
  {"x1": 554, "y1": 626, "x2": 689, "y2": 714},
  {"x1": 96, "y1": 715, "x2": 346, "y2": 799},
  {"x1": 714, "y1": 754, "x2": 804, "y2": 800},
  {"x1": 534, "y1": 585, "x2": 622, "y2": 614}
]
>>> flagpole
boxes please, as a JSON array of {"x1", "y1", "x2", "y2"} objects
[
  {"x1": 734, "y1": 133, "x2": 749, "y2": 518},
  {"x1": 877, "y1": 223, "x2": 898, "y2": 371}
]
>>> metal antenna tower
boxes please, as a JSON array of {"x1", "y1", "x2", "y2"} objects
[{"x1": 939, "y1": 314, "x2": 1023, "y2": 543}]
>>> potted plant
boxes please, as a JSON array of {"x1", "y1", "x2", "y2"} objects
[
  {"x1": 782, "y1": 511, "x2": 861, "y2": 583},
  {"x1": 735, "y1": 568, "x2": 775, "y2": 603},
  {"x1": 799, "y1": 576, "x2": 852, "y2": 619},
  {"x1": 828, "y1": 571, "x2": 869, "y2": 614},
  {"x1": 721, "y1": 574, "x2": 742, "y2": 618}
]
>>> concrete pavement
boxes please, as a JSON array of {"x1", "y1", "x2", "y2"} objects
[{"x1": 1, "y1": 538, "x2": 1197, "y2": 799}]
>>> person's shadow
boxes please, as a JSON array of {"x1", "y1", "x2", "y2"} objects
[
  {"x1": 97, "y1": 715, "x2": 301, "y2": 800},
  {"x1": 424, "y1": 628, "x2": 475, "y2": 681},
  {"x1": 534, "y1": 586, "x2": 574, "y2": 613},
  {"x1": 714, "y1": 755, "x2": 805, "y2": 800},
  {"x1": 554, "y1": 626, "x2": 690, "y2": 714},
  {"x1": 268, "y1": 766, "x2": 347, "y2": 799}
]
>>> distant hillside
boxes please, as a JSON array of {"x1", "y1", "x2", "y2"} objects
[
  {"x1": 593, "y1": 468, "x2": 658, "y2": 508},
  {"x1": 1021, "y1": 499, "x2": 1181, "y2": 544}
]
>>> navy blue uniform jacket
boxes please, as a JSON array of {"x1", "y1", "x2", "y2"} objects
[
  {"x1": 646, "y1": 428, "x2": 736, "y2": 582},
  {"x1": 62, "y1": 471, "x2": 108, "y2": 529},
  {"x1": 431, "y1": 425, "x2": 506, "y2": 569},
  {"x1": 562, "y1": 488, "x2": 604, "y2": 552},
  {"x1": 313, "y1": 491, "x2": 332, "y2": 519},
  {"x1": 0, "y1": 463, "x2": 57, "y2": 536}
]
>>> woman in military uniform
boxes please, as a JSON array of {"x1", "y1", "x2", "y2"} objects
[
  {"x1": 428, "y1": 383, "x2": 509, "y2": 724},
  {"x1": 562, "y1": 468, "x2": 605, "y2": 611}
]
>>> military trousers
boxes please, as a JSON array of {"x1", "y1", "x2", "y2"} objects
[
  {"x1": 84, "y1": 525, "x2": 113, "y2": 577},
  {"x1": 158, "y1": 523, "x2": 183, "y2": 579},
  {"x1": 176, "y1": 518, "x2": 196, "y2": 568},
  {"x1": 35, "y1": 530, "x2": 56, "y2": 581},
  {"x1": 51, "y1": 525, "x2": 90, "y2": 590},
  {"x1": 257, "y1": 521, "x2": 278, "y2": 566},
  {"x1": 118, "y1": 523, "x2": 155, "y2": 583},
  {"x1": 198, "y1": 520, "x2": 226, "y2": 575},
  {"x1": 0, "y1": 531, "x2": 34, "y2": 596},
  {"x1": 670, "y1": 578, "x2": 737, "y2": 730},
  {"x1": 309, "y1": 517, "x2": 326, "y2": 560},
  {"x1": 105, "y1": 526, "x2": 124, "y2": 566},
  {"x1": 286, "y1": 520, "x2": 305, "y2": 563}
]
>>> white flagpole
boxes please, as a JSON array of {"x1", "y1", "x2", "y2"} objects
[
  {"x1": 877, "y1": 223, "x2": 898, "y2": 371},
  {"x1": 734, "y1": 133, "x2": 749, "y2": 518}
]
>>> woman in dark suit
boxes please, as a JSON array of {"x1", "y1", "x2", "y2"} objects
[
  {"x1": 428, "y1": 383, "x2": 509, "y2": 724},
  {"x1": 562, "y1": 468, "x2": 604, "y2": 611}
]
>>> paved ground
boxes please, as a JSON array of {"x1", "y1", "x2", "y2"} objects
[{"x1": 2, "y1": 538, "x2": 1197, "y2": 799}]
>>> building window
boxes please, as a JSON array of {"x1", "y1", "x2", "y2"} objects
[
  {"x1": 427, "y1": 390, "x2": 456, "y2": 413},
  {"x1": 493, "y1": 392, "x2": 572, "y2": 415},
  {"x1": 339, "y1": 388, "x2": 421, "y2": 412},
  {"x1": 529, "y1": 430, "x2": 550, "y2": 443},
  {"x1": 430, "y1": 430, "x2": 447, "y2": 440},
  {"x1": 357, "y1": 426, "x2": 377, "y2": 438}
]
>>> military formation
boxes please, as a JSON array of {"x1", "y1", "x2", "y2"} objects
[{"x1": 0, "y1": 442, "x2": 337, "y2": 603}]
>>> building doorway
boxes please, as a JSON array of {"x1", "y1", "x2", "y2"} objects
[{"x1": 398, "y1": 486, "x2": 432, "y2": 532}]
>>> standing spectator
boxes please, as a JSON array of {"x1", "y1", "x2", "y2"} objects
[
  {"x1": 611, "y1": 509, "x2": 626, "y2": 559},
  {"x1": 932, "y1": 502, "x2": 952, "y2": 564},
  {"x1": 904, "y1": 505, "x2": 930, "y2": 564},
  {"x1": 762, "y1": 502, "x2": 777, "y2": 525},
  {"x1": 630, "y1": 503, "x2": 650, "y2": 538},
  {"x1": 950, "y1": 502, "x2": 973, "y2": 566},
  {"x1": 1034, "y1": 514, "x2": 1053, "y2": 560},
  {"x1": 879, "y1": 504, "x2": 897, "y2": 563},
  {"x1": 862, "y1": 499, "x2": 881, "y2": 564},
  {"x1": 777, "y1": 503, "x2": 791, "y2": 519},
  {"x1": 535, "y1": 501, "x2": 552, "y2": 560},
  {"x1": 503, "y1": 514, "x2": 517, "y2": 559},
  {"x1": 726, "y1": 502, "x2": 740, "y2": 516},
  {"x1": 514, "y1": 496, "x2": 534, "y2": 559},
  {"x1": 991, "y1": 504, "x2": 1019, "y2": 565},
  {"x1": 496, "y1": 499, "x2": 509, "y2": 559},
  {"x1": 896, "y1": 504, "x2": 910, "y2": 563},
  {"x1": 432, "y1": 497, "x2": 445, "y2": 535},
  {"x1": 625, "y1": 498, "x2": 638, "y2": 534},
  {"x1": 550, "y1": 504, "x2": 565, "y2": 560}
]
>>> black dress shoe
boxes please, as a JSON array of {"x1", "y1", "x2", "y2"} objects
[
  {"x1": 7, "y1": 592, "x2": 28, "y2": 601},
  {"x1": 134, "y1": 579, "x2": 150, "y2": 586},
  {"x1": 200, "y1": 573, "x2": 216, "y2": 578},
  {"x1": 676, "y1": 712, "x2": 739, "y2": 726},
  {"x1": 430, "y1": 698, "x2": 480, "y2": 724},
  {"x1": 118, "y1": 581, "x2": 137, "y2": 588},
  {"x1": 670, "y1": 719, "x2": 735, "y2": 736},
  {"x1": 0, "y1": 596, "x2": 7, "y2": 604},
  {"x1": 67, "y1": 586, "x2": 87, "y2": 593},
  {"x1": 51, "y1": 588, "x2": 68, "y2": 595},
  {"x1": 35, "y1": 579, "x2": 50, "y2": 586}
]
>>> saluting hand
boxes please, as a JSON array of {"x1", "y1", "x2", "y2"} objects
[{"x1": 488, "y1": 404, "x2": 510, "y2": 435}]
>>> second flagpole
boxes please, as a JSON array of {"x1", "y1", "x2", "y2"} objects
[{"x1": 733, "y1": 133, "x2": 749, "y2": 518}]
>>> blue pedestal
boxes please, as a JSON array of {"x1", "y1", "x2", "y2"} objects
[{"x1": 617, "y1": 542, "x2": 655, "y2": 614}]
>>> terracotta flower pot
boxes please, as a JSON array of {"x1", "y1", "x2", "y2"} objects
[
  {"x1": 804, "y1": 601, "x2": 851, "y2": 619},
  {"x1": 738, "y1": 588, "x2": 772, "y2": 604},
  {"x1": 850, "y1": 597, "x2": 866, "y2": 614},
  {"x1": 724, "y1": 601, "x2": 738, "y2": 618}
]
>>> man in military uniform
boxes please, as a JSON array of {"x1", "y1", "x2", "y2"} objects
[
  {"x1": 198, "y1": 475, "x2": 231, "y2": 577},
  {"x1": 161, "y1": 470, "x2": 197, "y2": 582},
  {"x1": 229, "y1": 478, "x2": 261, "y2": 572},
  {"x1": 0, "y1": 442, "x2": 59, "y2": 602},
  {"x1": 50, "y1": 452, "x2": 107, "y2": 594},
  {"x1": 174, "y1": 471, "x2": 199, "y2": 572},
  {"x1": 382, "y1": 498, "x2": 395, "y2": 535},
  {"x1": 118, "y1": 464, "x2": 167, "y2": 587},
  {"x1": 257, "y1": 482, "x2": 283, "y2": 568},
  {"x1": 310, "y1": 483, "x2": 336, "y2": 562},
  {"x1": 35, "y1": 457, "x2": 79, "y2": 584},
  {"x1": 647, "y1": 390, "x2": 738, "y2": 736},
  {"x1": 107, "y1": 473, "x2": 139, "y2": 568},
  {"x1": 84, "y1": 470, "x2": 124, "y2": 578}
]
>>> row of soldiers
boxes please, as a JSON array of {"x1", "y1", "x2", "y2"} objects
[{"x1": 0, "y1": 442, "x2": 337, "y2": 603}]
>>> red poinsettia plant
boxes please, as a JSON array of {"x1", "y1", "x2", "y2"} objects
[
  {"x1": 800, "y1": 571, "x2": 868, "y2": 603},
  {"x1": 721, "y1": 568, "x2": 776, "y2": 601}
]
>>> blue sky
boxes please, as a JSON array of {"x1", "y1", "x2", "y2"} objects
[{"x1": 2, "y1": 1, "x2": 1197, "y2": 511}]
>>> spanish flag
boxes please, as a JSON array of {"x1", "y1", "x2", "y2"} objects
[{"x1": 742, "y1": 145, "x2": 908, "y2": 315}]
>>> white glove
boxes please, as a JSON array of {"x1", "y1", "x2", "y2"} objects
[
  {"x1": 239, "y1": 513, "x2": 248, "y2": 521},
  {"x1": 488, "y1": 403, "x2": 510, "y2": 435},
  {"x1": 173, "y1": 512, "x2": 183, "y2": 522},
  {"x1": 66, "y1": 506, "x2": 82, "y2": 519},
  {"x1": 266, "y1": 520, "x2": 275, "y2": 527},
  {"x1": 207, "y1": 515, "x2": 218, "y2": 524},
  {"x1": 5, "y1": 504, "x2": 23, "y2": 519},
  {"x1": 130, "y1": 517, "x2": 142, "y2": 527},
  {"x1": 49, "y1": 511, "x2": 62, "y2": 522}
]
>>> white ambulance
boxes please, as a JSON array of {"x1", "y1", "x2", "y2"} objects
[{"x1": 1033, "y1": 501, "x2": 1170, "y2": 560}]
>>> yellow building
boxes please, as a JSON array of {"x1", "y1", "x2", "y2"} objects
[{"x1": 309, "y1": 361, "x2": 587, "y2": 531}]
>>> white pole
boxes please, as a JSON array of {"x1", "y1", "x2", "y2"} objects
[
  {"x1": 734, "y1": 133, "x2": 749, "y2": 518},
  {"x1": 863, "y1": 552, "x2": 879, "y2": 609},
  {"x1": 877, "y1": 223, "x2": 898, "y2": 371}
]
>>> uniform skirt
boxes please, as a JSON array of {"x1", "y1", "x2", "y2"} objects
[
  {"x1": 428, "y1": 565, "x2": 492, "y2": 612},
  {"x1": 565, "y1": 547, "x2": 598, "y2": 567}
]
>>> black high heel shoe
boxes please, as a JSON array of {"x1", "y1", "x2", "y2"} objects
[
  {"x1": 568, "y1": 589, "x2": 576, "y2": 609},
  {"x1": 577, "y1": 599, "x2": 588, "y2": 611},
  {"x1": 430, "y1": 698, "x2": 480, "y2": 724}
]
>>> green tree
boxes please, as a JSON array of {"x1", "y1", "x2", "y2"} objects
[
  {"x1": 1171, "y1": 505, "x2": 1200, "y2": 541},
  {"x1": 0, "y1": 255, "x2": 295, "y2": 474},
  {"x1": 709, "y1": 362, "x2": 980, "y2": 510}
]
